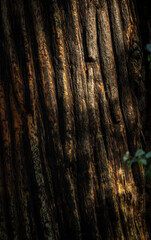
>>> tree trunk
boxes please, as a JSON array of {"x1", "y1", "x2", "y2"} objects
[{"x1": 0, "y1": 0, "x2": 149, "y2": 239}]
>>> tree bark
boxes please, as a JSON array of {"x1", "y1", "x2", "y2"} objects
[{"x1": 0, "y1": 0, "x2": 149, "y2": 239}]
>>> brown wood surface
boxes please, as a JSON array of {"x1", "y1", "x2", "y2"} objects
[{"x1": 0, "y1": 0, "x2": 149, "y2": 239}]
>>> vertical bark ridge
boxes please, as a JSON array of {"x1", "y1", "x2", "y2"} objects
[
  {"x1": 119, "y1": 0, "x2": 146, "y2": 129},
  {"x1": 49, "y1": 1, "x2": 82, "y2": 239},
  {"x1": 94, "y1": 63, "x2": 126, "y2": 239},
  {"x1": 107, "y1": 0, "x2": 140, "y2": 151},
  {"x1": 15, "y1": 2, "x2": 55, "y2": 238},
  {"x1": 18, "y1": 2, "x2": 60, "y2": 239},
  {"x1": 9, "y1": 85, "x2": 33, "y2": 239},
  {"x1": 0, "y1": 81, "x2": 20, "y2": 239},
  {"x1": 85, "y1": 3, "x2": 98, "y2": 62},
  {"x1": 1, "y1": 0, "x2": 25, "y2": 112},
  {"x1": 97, "y1": 7, "x2": 122, "y2": 124},
  {"x1": 26, "y1": 1, "x2": 63, "y2": 239},
  {"x1": 118, "y1": 2, "x2": 147, "y2": 237},
  {"x1": 1, "y1": 1, "x2": 33, "y2": 239},
  {"x1": 63, "y1": 1, "x2": 100, "y2": 239},
  {"x1": 106, "y1": 0, "x2": 148, "y2": 239},
  {"x1": 79, "y1": 5, "x2": 101, "y2": 235}
]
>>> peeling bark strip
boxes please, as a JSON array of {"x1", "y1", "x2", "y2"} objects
[{"x1": 0, "y1": 0, "x2": 149, "y2": 239}]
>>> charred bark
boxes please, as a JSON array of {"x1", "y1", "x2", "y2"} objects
[{"x1": 0, "y1": 0, "x2": 149, "y2": 239}]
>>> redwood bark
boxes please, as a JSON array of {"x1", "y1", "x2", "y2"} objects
[{"x1": 0, "y1": 0, "x2": 149, "y2": 239}]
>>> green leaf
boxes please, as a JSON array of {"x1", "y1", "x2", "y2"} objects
[
  {"x1": 145, "y1": 152, "x2": 151, "y2": 159},
  {"x1": 138, "y1": 158, "x2": 147, "y2": 165},
  {"x1": 135, "y1": 149, "x2": 145, "y2": 157},
  {"x1": 127, "y1": 159, "x2": 136, "y2": 167},
  {"x1": 127, "y1": 160, "x2": 132, "y2": 167},
  {"x1": 123, "y1": 156, "x2": 129, "y2": 162}
]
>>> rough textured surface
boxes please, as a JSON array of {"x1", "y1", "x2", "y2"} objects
[{"x1": 0, "y1": 0, "x2": 149, "y2": 239}]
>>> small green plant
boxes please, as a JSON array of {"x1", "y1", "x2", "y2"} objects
[{"x1": 123, "y1": 149, "x2": 151, "y2": 178}]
